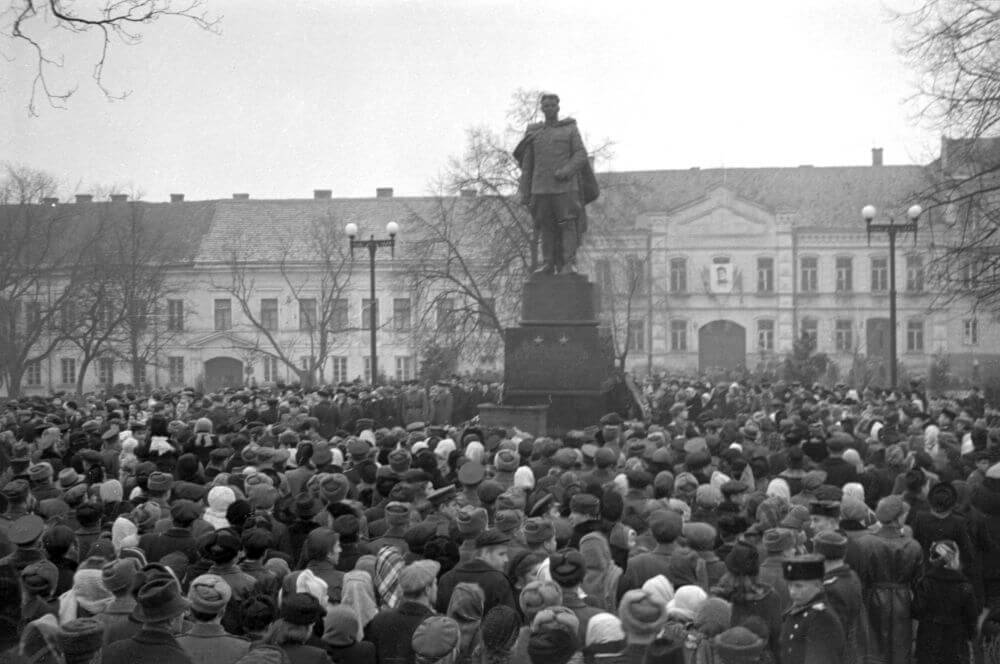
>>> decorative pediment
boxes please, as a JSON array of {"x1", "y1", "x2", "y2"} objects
[
  {"x1": 186, "y1": 331, "x2": 258, "y2": 349},
  {"x1": 646, "y1": 186, "x2": 778, "y2": 246}
]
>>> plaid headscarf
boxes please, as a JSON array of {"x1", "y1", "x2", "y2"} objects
[{"x1": 375, "y1": 546, "x2": 404, "y2": 609}]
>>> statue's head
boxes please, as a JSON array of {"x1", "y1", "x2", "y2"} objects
[{"x1": 540, "y1": 93, "x2": 560, "y2": 120}]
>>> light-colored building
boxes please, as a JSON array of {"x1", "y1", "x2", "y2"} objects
[
  {"x1": 9, "y1": 145, "x2": 1000, "y2": 395},
  {"x1": 583, "y1": 148, "x2": 998, "y2": 384}
]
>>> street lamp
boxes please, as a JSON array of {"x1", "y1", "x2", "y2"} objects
[
  {"x1": 346, "y1": 221, "x2": 399, "y2": 385},
  {"x1": 861, "y1": 203, "x2": 922, "y2": 390}
]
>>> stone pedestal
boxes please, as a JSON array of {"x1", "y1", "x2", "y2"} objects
[
  {"x1": 501, "y1": 273, "x2": 611, "y2": 435},
  {"x1": 477, "y1": 403, "x2": 548, "y2": 435}
]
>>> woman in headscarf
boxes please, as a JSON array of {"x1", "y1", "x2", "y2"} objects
[
  {"x1": 765, "y1": 478, "x2": 790, "y2": 504},
  {"x1": 340, "y1": 570, "x2": 378, "y2": 641},
  {"x1": 477, "y1": 606, "x2": 521, "y2": 664},
  {"x1": 579, "y1": 533, "x2": 622, "y2": 612},
  {"x1": 581, "y1": 612, "x2": 628, "y2": 663},
  {"x1": 57, "y1": 562, "x2": 114, "y2": 623},
  {"x1": 446, "y1": 582, "x2": 485, "y2": 664},
  {"x1": 374, "y1": 546, "x2": 404, "y2": 609},
  {"x1": 913, "y1": 539, "x2": 978, "y2": 664}
]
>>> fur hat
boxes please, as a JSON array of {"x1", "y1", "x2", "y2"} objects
[
  {"x1": 549, "y1": 549, "x2": 585, "y2": 588},
  {"x1": 618, "y1": 589, "x2": 669, "y2": 644}
]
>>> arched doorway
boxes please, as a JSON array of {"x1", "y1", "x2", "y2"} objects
[
  {"x1": 204, "y1": 357, "x2": 244, "y2": 392},
  {"x1": 698, "y1": 320, "x2": 746, "y2": 373}
]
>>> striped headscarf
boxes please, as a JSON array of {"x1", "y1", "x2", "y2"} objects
[{"x1": 375, "y1": 546, "x2": 405, "y2": 609}]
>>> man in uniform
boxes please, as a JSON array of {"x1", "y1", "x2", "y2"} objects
[
  {"x1": 513, "y1": 92, "x2": 599, "y2": 275},
  {"x1": 779, "y1": 553, "x2": 845, "y2": 664}
]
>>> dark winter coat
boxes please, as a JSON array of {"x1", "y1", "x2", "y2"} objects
[
  {"x1": 100, "y1": 626, "x2": 194, "y2": 664},
  {"x1": 778, "y1": 592, "x2": 845, "y2": 664},
  {"x1": 823, "y1": 564, "x2": 868, "y2": 664},
  {"x1": 366, "y1": 600, "x2": 435, "y2": 664},
  {"x1": 436, "y1": 559, "x2": 516, "y2": 615},
  {"x1": 856, "y1": 525, "x2": 924, "y2": 664},
  {"x1": 325, "y1": 641, "x2": 376, "y2": 664},
  {"x1": 912, "y1": 566, "x2": 978, "y2": 664}
]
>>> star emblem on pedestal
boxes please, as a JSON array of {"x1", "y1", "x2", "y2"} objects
[
  {"x1": 558, "y1": 334, "x2": 569, "y2": 344},
  {"x1": 533, "y1": 335, "x2": 544, "y2": 344}
]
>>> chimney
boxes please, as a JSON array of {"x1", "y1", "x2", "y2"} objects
[
  {"x1": 42, "y1": 197, "x2": 59, "y2": 206},
  {"x1": 376, "y1": 187, "x2": 393, "y2": 198},
  {"x1": 313, "y1": 189, "x2": 332, "y2": 200},
  {"x1": 170, "y1": 193, "x2": 184, "y2": 203},
  {"x1": 110, "y1": 194, "x2": 128, "y2": 202},
  {"x1": 872, "y1": 147, "x2": 884, "y2": 167},
  {"x1": 75, "y1": 194, "x2": 93, "y2": 203},
  {"x1": 232, "y1": 193, "x2": 250, "y2": 200},
  {"x1": 460, "y1": 189, "x2": 477, "y2": 198}
]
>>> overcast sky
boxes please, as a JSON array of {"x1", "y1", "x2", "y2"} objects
[{"x1": 2, "y1": 0, "x2": 933, "y2": 202}]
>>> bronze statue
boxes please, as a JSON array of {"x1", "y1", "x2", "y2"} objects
[{"x1": 513, "y1": 93, "x2": 599, "y2": 275}]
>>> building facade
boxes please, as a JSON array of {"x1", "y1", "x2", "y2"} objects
[{"x1": 11, "y1": 146, "x2": 1000, "y2": 395}]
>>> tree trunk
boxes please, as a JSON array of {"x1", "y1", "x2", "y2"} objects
[
  {"x1": 76, "y1": 356, "x2": 93, "y2": 395},
  {"x1": 7, "y1": 366, "x2": 23, "y2": 397}
]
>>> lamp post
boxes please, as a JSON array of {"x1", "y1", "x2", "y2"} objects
[
  {"x1": 861, "y1": 203, "x2": 923, "y2": 390},
  {"x1": 345, "y1": 221, "x2": 399, "y2": 386}
]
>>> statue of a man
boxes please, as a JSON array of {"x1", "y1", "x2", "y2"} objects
[{"x1": 513, "y1": 93, "x2": 599, "y2": 275}]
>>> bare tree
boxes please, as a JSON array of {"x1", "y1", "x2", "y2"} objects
[
  {"x1": 0, "y1": 163, "x2": 59, "y2": 204},
  {"x1": 896, "y1": 1, "x2": 1000, "y2": 312},
  {"x1": 582, "y1": 175, "x2": 656, "y2": 372},
  {"x1": 220, "y1": 211, "x2": 355, "y2": 387},
  {"x1": 8, "y1": 0, "x2": 220, "y2": 115},
  {"x1": 0, "y1": 169, "x2": 101, "y2": 394}
]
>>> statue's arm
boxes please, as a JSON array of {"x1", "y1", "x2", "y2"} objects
[
  {"x1": 518, "y1": 140, "x2": 534, "y2": 205},
  {"x1": 556, "y1": 125, "x2": 588, "y2": 180}
]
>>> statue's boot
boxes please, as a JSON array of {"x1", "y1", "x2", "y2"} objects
[{"x1": 534, "y1": 262, "x2": 555, "y2": 275}]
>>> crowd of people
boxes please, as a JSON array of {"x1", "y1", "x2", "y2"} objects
[{"x1": 0, "y1": 377, "x2": 996, "y2": 664}]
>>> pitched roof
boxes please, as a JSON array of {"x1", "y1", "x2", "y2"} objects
[{"x1": 595, "y1": 164, "x2": 931, "y2": 230}]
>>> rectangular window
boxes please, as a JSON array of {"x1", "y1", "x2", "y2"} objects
[
  {"x1": 332, "y1": 298, "x2": 349, "y2": 330},
  {"x1": 835, "y1": 320, "x2": 853, "y2": 352},
  {"x1": 960, "y1": 262, "x2": 979, "y2": 289},
  {"x1": 670, "y1": 320, "x2": 687, "y2": 351},
  {"x1": 61, "y1": 300, "x2": 77, "y2": 331},
  {"x1": 964, "y1": 319, "x2": 979, "y2": 345},
  {"x1": 801, "y1": 319, "x2": 818, "y2": 346},
  {"x1": 907, "y1": 255, "x2": 924, "y2": 292},
  {"x1": 167, "y1": 357, "x2": 183, "y2": 385},
  {"x1": 670, "y1": 258, "x2": 687, "y2": 294},
  {"x1": 260, "y1": 298, "x2": 279, "y2": 332},
  {"x1": 214, "y1": 298, "x2": 232, "y2": 331},
  {"x1": 396, "y1": 356, "x2": 413, "y2": 381},
  {"x1": 907, "y1": 320, "x2": 925, "y2": 352},
  {"x1": 361, "y1": 298, "x2": 379, "y2": 330},
  {"x1": 25, "y1": 360, "x2": 41, "y2": 387},
  {"x1": 835, "y1": 257, "x2": 853, "y2": 292},
  {"x1": 25, "y1": 301, "x2": 41, "y2": 329},
  {"x1": 166, "y1": 299, "x2": 184, "y2": 332},
  {"x1": 627, "y1": 319, "x2": 646, "y2": 353},
  {"x1": 436, "y1": 299, "x2": 454, "y2": 329},
  {"x1": 300, "y1": 356, "x2": 311, "y2": 372},
  {"x1": 800, "y1": 257, "x2": 818, "y2": 293},
  {"x1": 871, "y1": 258, "x2": 888, "y2": 292},
  {"x1": 60, "y1": 358, "x2": 76, "y2": 386},
  {"x1": 595, "y1": 259, "x2": 612, "y2": 292},
  {"x1": 477, "y1": 297, "x2": 495, "y2": 328},
  {"x1": 393, "y1": 298, "x2": 411, "y2": 332},
  {"x1": 331, "y1": 356, "x2": 348, "y2": 384},
  {"x1": 98, "y1": 357, "x2": 114, "y2": 385},
  {"x1": 134, "y1": 360, "x2": 147, "y2": 387},
  {"x1": 263, "y1": 356, "x2": 279, "y2": 383},
  {"x1": 299, "y1": 298, "x2": 317, "y2": 332},
  {"x1": 626, "y1": 256, "x2": 646, "y2": 295},
  {"x1": 363, "y1": 356, "x2": 372, "y2": 383},
  {"x1": 757, "y1": 320, "x2": 774, "y2": 351},
  {"x1": 757, "y1": 257, "x2": 774, "y2": 293}
]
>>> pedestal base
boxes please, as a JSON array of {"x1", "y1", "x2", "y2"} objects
[
  {"x1": 477, "y1": 403, "x2": 548, "y2": 435},
  {"x1": 521, "y1": 273, "x2": 599, "y2": 325},
  {"x1": 502, "y1": 390, "x2": 605, "y2": 436}
]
